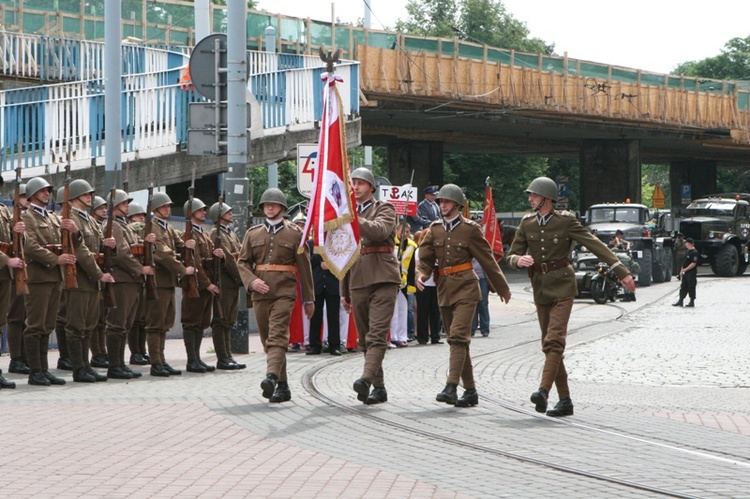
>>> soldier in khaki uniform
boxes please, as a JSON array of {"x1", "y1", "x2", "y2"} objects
[
  {"x1": 208, "y1": 202, "x2": 246, "y2": 370},
  {"x1": 146, "y1": 192, "x2": 195, "y2": 377},
  {"x1": 126, "y1": 201, "x2": 149, "y2": 365},
  {"x1": 180, "y1": 198, "x2": 223, "y2": 373},
  {"x1": 65, "y1": 180, "x2": 115, "y2": 383},
  {"x1": 105, "y1": 189, "x2": 155, "y2": 380},
  {"x1": 89, "y1": 195, "x2": 110, "y2": 368},
  {"x1": 7, "y1": 183, "x2": 30, "y2": 375},
  {"x1": 416, "y1": 184, "x2": 511, "y2": 407},
  {"x1": 506, "y1": 177, "x2": 636, "y2": 417},
  {"x1": 0, "y1": 176, "x2": 26, "y2": 388},
  {"x1": 341, "y1": 168, "x2": 401, "y2": 405},
  {"x1": 238, "y1": 188, "x2": 314, "y2": 403},
  {"x1": 22, "y1": 177, "x2": 80, "y2": 386}
]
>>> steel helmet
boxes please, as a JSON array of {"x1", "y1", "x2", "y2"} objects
[
  {"x1": 19, "y1": 183, "x2": 26, "y2": 197},
  {"x1": 525, "y1": 177, "x2": 558, "y2": 202},
  {"x1": 68, "y1": 179, "x2": 95, "y2": 200},
  {"x1": 184, "y1": 198, "x2": 206, "y2": 214},
  {"x1": 151, "y1": 192, "x2": 173, "y2": 211},
  {"x1": 208, "y1": 202, "x2": 232, "y2": 222},
  {"x1": 350, "y1": 167, "x2": 376, "y2": 188},
  {"x1": 258, "y1": 188, "x2": 288, "y2": 210},
  {"x1": 107, "y1": 189, "x2": 133, "y2": 207},
  {"x1": 56, "y1": 186, "x2": 65, "y2": 204},
  {"x1": 128, "y1": 201, "x2": 146, "y2": 217},
  {"x1": 92, "y1": 196, "x2": 107, "y2": 210},
  {"x1": 435, "y1": 184, "x2": 466, "y2": 207},
  {"x1": 25, "y1": 177, "x2": 53, "y2": 199}
]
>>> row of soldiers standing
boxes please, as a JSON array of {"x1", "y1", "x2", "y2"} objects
[{"x1": 0, "y1": 174, "x2": 249, "y2": 388}]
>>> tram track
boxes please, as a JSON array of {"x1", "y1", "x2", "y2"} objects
[{"x1": 301, "y1": 299, "x2": 748, "y2": 498}]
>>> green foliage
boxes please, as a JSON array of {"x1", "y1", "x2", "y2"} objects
[
  {"x1": 718, "y1": 168, "x2": 750, "y2": 194},
  {"x1": 395, "y1": 0, "x2": 460, "y2": 38},
  {"x1": 641, "y1": 164, "x2": 670, "y2": 209},
  {"x1": 673, "y1": 36, "x2": 750, "y2": 80}
]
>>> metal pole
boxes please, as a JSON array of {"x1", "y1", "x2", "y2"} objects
[
  {"x1": 265, "y1": 26, "x2": 278, "y2": 189},
  {"x1": 364, "y1": 0, "x2": 371, "y2": 29},
  {"x1": 104, "y1": 0, "x2": 121, "y2": 190},
  {"x1": 194, "y1": 0, "x2": 210, "y2": 42},
  {"x1": 225, "y1": 0, "x2": 249, "y2": 238}
]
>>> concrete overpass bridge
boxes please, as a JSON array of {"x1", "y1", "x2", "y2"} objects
[{"x1": 3, "y1": 2, "x2": 750, "y2": 210}]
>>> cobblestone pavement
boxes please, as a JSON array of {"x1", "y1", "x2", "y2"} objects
[{"x1": 1, "y1": 270, "x2": 749, "y2": 498}]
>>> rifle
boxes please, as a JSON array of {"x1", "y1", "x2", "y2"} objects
[
  {"x1": 143, "y1": 183, "x2": 158, "y2": 301},
  {"x1": 246, "y1": 180, "x2": 255, "y2": 231},
  {"x1": 101, "y1": 167, "x2": 117, "y2": 308},
  {"x1": 211, "y1": 192, "x2": 224, "y2": 320},
  {"x1": 123, "y1": 159, "x2": 130, "y2": 193},
  {"x1": 182, "y1": 167, "x2": 200, "y2": 299},
  {"x1": 12, "y1": 168, "x2": 29, "y2": 295},
  {"x1": 61, "y1": 164, "x2": 78, "y2": 289},
  {"x1": 397, "y1": 170, "x2": 415, "y2": 261}
]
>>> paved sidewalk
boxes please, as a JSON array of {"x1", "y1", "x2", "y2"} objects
[{"x1": 1, "y1": 271, "x2": 749, "y2": 497}]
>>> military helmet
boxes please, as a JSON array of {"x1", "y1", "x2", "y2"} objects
[
  {"x1": 525, "y1": 177, "x2": 558, "y2": 202},
  {"x1": 258, "y1": 188, "x2": 288, "y2": 210},
  {"x1": 183, "y1": 198, "x2": 206, "y2": 214},
  {"x1": 435, "y1": 183, "x2": 466, "y2": 207},
  {"x1": 19, "y1": 183, "x2": 27, "y2": 197},
  {"x1": 208, "y1": 202, "x2": 232, "y2": 222},
  {"x1": 128, "y1": 201, "x2": 146, "y2": 217},
  {"x1": 350, "y1": 167, "x2": 376, "y2": 188},
  {"x1": 68, "y1": 179, "x2": 95, "y2": 200},
  {"x1": 25, "y1": 177, "x2": 53, "y2": 199},
  {"x1": 56, "y1": 186, "x2": 65, "y2": 204},
  {"x1": 151, "y1": 192, "x2": 173, "y2": 211},
  {"x1": 92, "y1": 196, "x2": 107, "y2": 210},
  {"x1": 107, "y1": 189, "x2": 133, "y2": 207}
]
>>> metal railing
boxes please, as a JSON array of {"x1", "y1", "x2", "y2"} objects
[{"x1": 0, "y1": 31, "x2": 359, "y2": 173}]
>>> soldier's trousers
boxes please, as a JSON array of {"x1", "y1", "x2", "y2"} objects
[
  {"x1": 105, "y1": 282, "x2": 140, "y2": 367},
  {"x1": 351, "y1": 283, "x2": 399, "y2": 388},
  {"x1": 65, "y1": 289, "x2": 100, "y2": 372},
  {"x1": 535, "y1": 297, "x2": 573, "y2": 397},
  {"x1": 128, "y1": 285, "x2": 147, "y2": 356},
  {"x1": 210, "y1": 285, "x2": 239, "y2": 360},
  {"x1": 0, "y1": 279, "x2": 12, "y2": 331},
  {"x1": 23, "y1": 281, "x2": 62, "y2": 372},
  {"x1": 253, "y1": 297, "x2": 295, "y2": 381},
  {"x1": 7, "y1": 283, "x2": 27, "y2": 361},
  {"x1": 440, "y1": 299, "x2": 478, "y2": 389},
  {"x1": 182, "y1": 289, "x2": 212, "y2": 362},
  {"x1": 90, "y1": 295, "x2": 107, "y2": 359},
  {"x1": 54, "y1": 294, "x2": 69, "y2": 360},
  {"x1": 145, "y1": 287, "x2": 176, "y2": 365}
]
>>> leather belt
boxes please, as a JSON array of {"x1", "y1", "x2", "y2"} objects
[
  {"x1": 44, "y1": 244, "x2": 64, "y2": 256},
  {"x1": 531, "y1": 258, "x2": 570, "y2": 274},
  {"x1": 437, "y1": 262, "x2": 474, "y2": 277},
  {"x1": 361, "y1": 245, "x2": 393, "y2": 255},
  {"x1": 255, "y1": 264, "x2": 297, "y2": 272}
]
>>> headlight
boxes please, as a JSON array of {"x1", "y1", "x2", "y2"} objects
[{"x1": 709, "y1": 231, "x2": 723, "y2": 239}]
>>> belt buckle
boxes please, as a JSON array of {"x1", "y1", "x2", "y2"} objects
[{"x1": 541, "y1": 262, "x2": 548, "y2": 273}]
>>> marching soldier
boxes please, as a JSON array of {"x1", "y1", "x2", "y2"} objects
[
  {"x1": 22, "y1": 177, "x2": 80, "y2": 386},
  {"x1": 506, "y1": 177, "x2": 635, "y2": 417},
  {"x1": 0, "y1": 176, "x2": 26, "y2": 389},
  {"x1": 208, "y1": 202, "x2": 246, "y2": 370},
  {"x1": 341, "y1": 168, "x2": 400, "y2": 405},
  {"x1": 127, "y1": 201, "x2": 149, "y2": 365},
  {"x1": 7, "y1": 182, "x2": 30, "y2": 375},
  {"x1": 105, "y1": 190, "x2": 155, "y2": 379},
  {"x1": 416, "y1": 184, "x2": 511, "y2": 407},
  {"x1": 180, "y1": 197, "x2": 223, "y2": 373},
  {"x1": 146, "y1": 192, "x2": 195, "y2": 377},
  {"x1": 89, "y1": 195, "x2": 110, "y2": 368},
  {"x1": 65, "y1": 180, "x2": 115, "y2": 383},
  {"x1": 237, "y1": 188, "x2": 314, "y2": 403}
]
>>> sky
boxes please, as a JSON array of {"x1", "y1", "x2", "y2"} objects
[{"x1": 260, "y1": 0, "x2": 750, "y2": 75}]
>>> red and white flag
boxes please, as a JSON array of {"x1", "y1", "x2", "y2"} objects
[
  {"x1": 481, "y1": 179, "x2": 504, "y2": 260},
  {"x1": 299, "y1": 72, "x2": 360, "y2": 279}
]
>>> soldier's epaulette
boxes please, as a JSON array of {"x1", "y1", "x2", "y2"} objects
[
  {"x1": 429, "y1": 219, "x2": 442, "y2": 226},
  {"x1": 521, "y1": 212, "x2": 536, "y2": 221},
  {"x1": 464, "y1": 217, "x2": 480, "y2": 227},
  {"x1": 286, "y1": 220, "x2": 302, "y2": 232},
  {"x1": 248, "y1": 223, "x2": 263, "y2": 231},
  {"x1": 555, "y1": 210, "x2": 575, "y2": 218}
]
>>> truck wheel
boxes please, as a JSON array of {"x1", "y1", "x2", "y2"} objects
[
  {"x1": 738, "y1": 262, "x2": 748, "y2": 276},
  {"x1": 663, "y1": 249, "x2": 672, "y2": 282},
  {"x1": 715, "y1": 244, "x2": 739, "y2": 277},
  {"x1": 653, "y1": 257, "x2": 665, "y2": 284},
  {"x1": 636, "y1": 248, "x2": 652, "y2": 287}
]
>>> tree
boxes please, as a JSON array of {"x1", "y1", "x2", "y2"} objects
[
  {"x1": 673, "y1": 36, "x2": 750, "y2": 80},
  {"x1": 395, "y1": 0, "x2": 460, "y2": 39},
  {"x1": 458, "y1": 0, "x2": 552, "y2": 54}
]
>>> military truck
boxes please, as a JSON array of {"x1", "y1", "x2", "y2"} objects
[
  {"x1": 583, "y1": 203, "x2": 673, "y2": 287},
  {"x1": 678, "y1": 194, "x2": 750, "y2": 277}
]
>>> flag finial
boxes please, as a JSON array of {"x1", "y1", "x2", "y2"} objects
[{"x1": 319, "y1": 47, "x2": 342, "y2": 74}]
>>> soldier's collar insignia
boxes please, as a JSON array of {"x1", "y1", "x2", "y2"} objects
[
  {"x1": 75, "y1": 208, "x2": 90, "y2": 221},
  {"x1": 442, "y1": 216, "x2": 461, "y2": 232},
  {"x1": 155, "y1": 218, "x2": 168, "y2": 230},
  {"x1": 192, "y1": 223, "x2": 203, "y2": 234},
  {"x1": 32, "y1": 205, "x2": 48, "y2": 218},
  {"x1": 219, "y1": 225, "x2": 231, "y2": 234},
  {"x1": 357, "y1": 199, "x2": 373, "y2": 213},
  {"x1": 536, "y1": 211, "x2": 553, "y2": 226},
  {"x1": 264, "y1": 219, "x2": 283, "y2": 234},
  {"x1": 115, "y1": 215, "x2": 128, "y2": 225}
]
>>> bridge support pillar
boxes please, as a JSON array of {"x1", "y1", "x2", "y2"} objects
[
  {"x1": 669, "y1": 161, "x2": 716, "y2": 211},
  {"x1": 387, "y1": 141, "x2": 444, "y2": 190},
  {"x1": 580, "y1": 140, "x2": 641, "y2": 209},
  {"x1": 166, "y1": 174, "x2": 220, "y2": 215}
]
